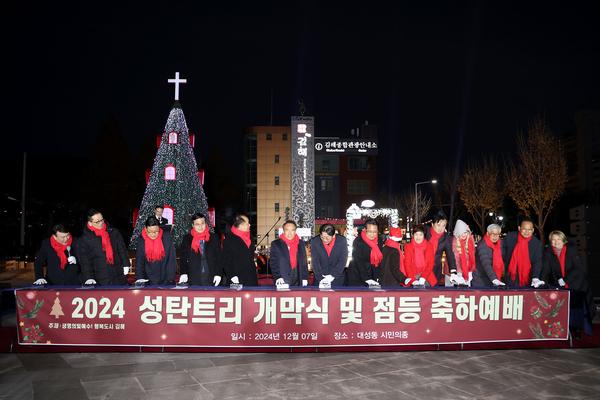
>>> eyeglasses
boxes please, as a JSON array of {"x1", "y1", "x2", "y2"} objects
[
  {"x1": 489, "y1": 232, "x2": 501, "y2": 237},
  {"x1": 91, "y1": 218, "x2": 104, "y2": 224}
]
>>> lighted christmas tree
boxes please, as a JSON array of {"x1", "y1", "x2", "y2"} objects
[
  {"x1": 130, "y1": 73, "x2": 209, "y2": 248},
  {"x1": 50, "y1": 297, "x2": 64, "y2": 319}
]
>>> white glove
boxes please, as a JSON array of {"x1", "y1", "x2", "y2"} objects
[
  {"x1": 33, "y1": 278, "x2": 47, "y2": 285},
  {"x1": 319, "y1": 278, "x2": 332, "y2": 288},
  {"x1": 213, "y1": 275, "x2": 222, "y2": 286},
  {"x1": 450, "y1": 273, "x2": 466, "y2": 285},
  {"x1": 468, "y1": 272, "x2": 473, "y2": 283},
  {"x1": 123, "y1": 267, "x2": 130, "y2": 275},
  {"x1": 302, "y1": 279, "x2": 308, "y2": 287},
  {"x1": 230, "y1": 276, "x2": 239, "y2": 284},
  {"x1": 276, "y1": 278, "x2": 286, "y2": 286},
  {"x1": 322, "y1": 274, "x2": 335, "y2": 283},
  {"x1": 178, "y1": 274, "x2": 188, "y2": 284},
  {"x1": 84, "y1": 279, "x2": 97, "y2": 285},
  {"x1": 419, "y1": 277, "x2": 426, "y2": 285},
  {"x1": 531, "y1": 278, "x2": 545, "y2": 288},
  {"x1": 67, "y1": 256, "x2": 77, "y2": 264},
  {"x1": 404, "y1": 278, "x2": 413, "y2": 285},
  {"x1": 412, "y1": 279, "x2": 423, "y2": 286},
  {"x1": 135, "y1": 279, "x2": 149, "y2": 284},
  {"x1": 492, "y1": 279, "x2": 505, "y2": 286},
  {"x1": 365, "y1": 279, "x2": 380, "y2": 286},
  {"x1": 558, "y1": 278, "x2": 566, "y2": 287}
]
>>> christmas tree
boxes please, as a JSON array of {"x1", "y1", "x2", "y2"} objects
[
  {"x1": 50, "y1": 297, "x2": 64, "y2": 319},
  {"x1": 130, "y1": 73, "x2": 209, "y2": 247}
]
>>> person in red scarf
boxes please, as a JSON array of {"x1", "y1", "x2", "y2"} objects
[
  {"x1": 425, "y1": 210, "x2": 457, "y2": 285},
  {"x1": 310, "y1": 224, "x2": 348, "y2": 287},
  {"x1": 380, "y1": 226, "x2": 407, "y2": 286},
  {"x1": 222, "y1": 213, "x2": 258, "y2": 286},
  {"x1": 270, "y1": 220, "x2": 309, "y2": 287},
  {"x1": 403, "y1": 225, "x2": 436, "y2": 286},
  {"x1": 472, "y1": 224, "x2": 506, "y2": 287},
  {"x1": 502, "y1": 219, "x2": 544, "y2": 288},
  {"x1": 544, "y1": 230, "x2": 595, "y2": 337},
  {"x1": 134, "y1": 216, "x2": 176, "y2": 285},
  {"x1": 78, "y1": 209, "x2": 130, "y2": 285},
  {"x1": 449, "y1": 219, "x2": 477, "y2": 286},
  {"x1": 33, "y1": 224, "x2": 80, "y2": 285},
  {"x1": 346, "y1": 219, "x2": 382, "y2": 287},
  {"x1": 179, "y1": 213, "x2": 223, "y2": 286}
]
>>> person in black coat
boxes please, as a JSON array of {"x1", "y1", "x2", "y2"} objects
[
  {"x1": 222, "y1": 213, "x2": 258, "y2": 286},
  {"x1": 380, "y1": 227, "x2": 407, "y2": 287},
  {"x1": 77, "y1": 209, "x2": 129, "y2": 285},
  {"x1": 544, "y1": 230, "x2": 596, "y2": 337},
  {"x1": 179, "y1": 212, "x2": 223, "y2": 286},
  {"x1": 309, "y1": 224, "x2": 348, "y2": 287},
  {"x1": 425, "y1": 210, "x2": 457, "y2": 285},
  {"x1": 33, "y1": 224, "x2": 80, "y2": 285},
  {"x1": 134, "y1": 216, "x2": 177, "y2": 285},
  {"x1": 154, "y1": 205, "x2": 172, "y2": 232},
  {"x1": 502, "y1": 219, "x2": 544, "y2": 288},
  {"x1": 346, "y1": 219, "x2": 382, "y2": 287},
  {"x1": 472, "y1": 224, "x2": 507, "y2": 287},
  {"x1": 270, "y1": 220, "x2": 309, "y2": 286}
]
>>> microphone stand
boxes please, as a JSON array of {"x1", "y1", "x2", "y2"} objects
[{"x1": 255, "y1": 216, "x2": 282, "y2": 277}]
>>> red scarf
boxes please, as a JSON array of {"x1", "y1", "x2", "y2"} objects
[
  {"x1": 324, "y1": 234, "x2": 336, "y2": 257},
  {"x1": 453, "y1": 236, "x2": 476, "y2": 275},
  {"x1": 508, "y1": 234, "x2": 532, "y2": 284},
  {"x1": 190, "y1": 228, "x2": 210, "y2": 254},
  {"x1": 412, "y1": 240, "x2": 428, "y2": 274},
  {"x1": 231, "y1": 226, "x2": 251, "y2": 248},
  {"x1": 50, "y1": 235, "x2": 72, "y2": 270},
  {"x1": 141, "y1": 228, "x2": 165, "y2": 262},
  {"x1": 361, "y1": 229, "x2": 383, "y2": 267},
  {"x1": 483, "y1": 234, "x2": 504, "y2": 279},
  {"x1": 385, "y1": 239, "x2": 404, "y2": 274},
  {"x1": 429, "y1": 228, "x2": 443, "y2": 255},
  {"x1": 280, "y1": 233, "x2": 300, "y2": 269},
  {"x1": 553, "y1": 245, "x2": 568, "y2": 288},
  {"x1": 87, "y1": 224, "x2": 114, "y2": 265}
]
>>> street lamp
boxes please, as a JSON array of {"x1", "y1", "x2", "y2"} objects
[{"x1": 414, "y1": 179, "x2": 437, "y2": 224}]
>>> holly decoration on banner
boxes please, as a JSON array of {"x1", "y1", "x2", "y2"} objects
[
  {"x1": 22, "y1": 324, "x2": 44, "y2": 343},
  {"x1": 528, "y1": 291, "x2": 566, "y2": 339},
  {"x1": 22, "y1": 299, "x2": 44, "y2": 319}
]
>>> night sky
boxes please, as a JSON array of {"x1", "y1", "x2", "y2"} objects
[{"x1": 3, "y1": 2, "x2": 600, "y2": 205}]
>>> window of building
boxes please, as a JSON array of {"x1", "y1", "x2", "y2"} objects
[
  {"x1": 164, "y1": 164, "x2": 176, "y2": 181},
  {"x1": 282, "y1": 133, "x2": 288, "y2": 141},
  {"x1": 348, "y1": 156, "x2": 369, "y2": 171},
  {"x1": 274, "y1": 203, "x2": 280, "y2": 212},
  {"x1": 322, "y1": 159, "x2": 331, "y2": 171},
  {"x1": 274, "y1": 176, "x2": 280, "y2": 186},
  {"x1": 347, "y1": 179, "x2": 370, "y2": 194},
  {"x1": 274, "y1": 154, "x2": 279, "y2": 164},
  {"x1": 320, "y1": 178, "x2": 333, "y2": 191},
  {"x1": 266, "y1": 133, "x2": 272, "y2": 140}
]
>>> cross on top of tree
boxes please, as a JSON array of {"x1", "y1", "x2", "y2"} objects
[{"x1": 168, "y1": 72, "x2": 187, "y2": 101}]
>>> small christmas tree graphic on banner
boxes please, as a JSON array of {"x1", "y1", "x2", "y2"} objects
[
  {"x1": 50, "y1": 296, "x2": 64, "y2": 319},
  {"x1": 130, "y1": 73, "x2": 209, "y2": 248}
]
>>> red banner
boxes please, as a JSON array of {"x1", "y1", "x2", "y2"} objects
[{"x1": 15, "y1": 288, "x2": 569, "y2": 347}]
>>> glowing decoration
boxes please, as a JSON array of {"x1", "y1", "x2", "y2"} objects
[
  {"x1": 167, "y1": 71, "x2": 187, "y2": 101},
  {"x1": 164, "y1": 164, "x2": 176, "y2": 180},
  {"x1": 168, "y1": 131, "x2": 178, "y2": 144},
  {"x1": 291, "y1": 116, "x2": 315, "y2": 239},
  {"x1": 163, "y1": 205, "x2": 174, "y2": 225}
]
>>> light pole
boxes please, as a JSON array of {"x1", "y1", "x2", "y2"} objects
[{"x1": 414, "y1": 179, "x2": 437, "y2": 224}]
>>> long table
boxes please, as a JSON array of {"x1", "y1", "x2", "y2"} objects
[{"x1": 15, "y1": 287, "x2": 569, "y2": 347}]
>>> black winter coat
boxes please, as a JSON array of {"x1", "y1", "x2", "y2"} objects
[
  {"x1": 135, "y1": 231, "x2": 177, "y2": 285},
  {"x1": 269, "y1": 238, "x2": 309, "y2": 286},
  {"x1": 472, "y1": 239, "x2": 503, "y2": 287},
  {"x1": 425, "y1": 227, "x2": 457, "y2": 281},
  {"x1": 346, "y1": 234, "x2": 381, "y2": 286},
  {"x1": 380, "y1": 246, "x2": 406, "y2": 287},
  {"x1": 77, "y1": 225, "x2": 129, "y2": 285},
  {"x1": 221, "y1": 232, "x2": 258, "y2": 286},
  {"x1": 34, "y1": 238, "x2": 81, "y2": 285},
  {"x1": 309, "y1": 235, "x2": 348, "y2": 287},
  {"x1": 502, "y1": 232, "x2": 542, "y2": 287},
  {"x1": 179, "y1": 233, "x2": 223, "y2": 285}
]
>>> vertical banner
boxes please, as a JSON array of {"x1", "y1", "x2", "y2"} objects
[{"x1": 291, "y1": 116, "x2": 315, "y2": 238}]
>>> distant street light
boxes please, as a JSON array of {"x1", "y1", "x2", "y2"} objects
[
  {"x1": 414, "y1": 179, "x2": 437, "y2": 224},
  {"x1": 361, "y1": 199, "x2": 375, "y2": 208}
]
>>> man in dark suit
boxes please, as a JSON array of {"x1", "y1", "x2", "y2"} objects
[
  {"x1": 310, "y1": 224, "x2": 348, "y2": 287},
  {"x1": 345, "y1": 219, "x2": 382, "y2": 287},
  {"x1": 154, "y1": 205, "x2": 172, "y2": 232},
  {"x1": 221, "y1": 213, "x2": 258, "y2": 286},
  {"x1": 270, "y1": 220, "x2": 309, "y2": 287},
  {"x1": 502, "y1": 219, "x2": 544, "y2": 288},
  {"x1": 33, "y1": 224, "x2": 80, "y2": 285}
]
